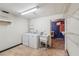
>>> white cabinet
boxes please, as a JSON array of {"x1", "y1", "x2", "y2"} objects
[{"x1": 23, "y1": 33, "x2": 40, "y2": 49}]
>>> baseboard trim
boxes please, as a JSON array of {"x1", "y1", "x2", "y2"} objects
[
  {"x1": 0, "y1": 43, "x2": 22, "y2": 53},
  {"x1": 66, "y1": 49, "x2": 70, "y2": 56}
]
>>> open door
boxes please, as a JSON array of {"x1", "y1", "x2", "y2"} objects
[{"x1": 51, "y1": 19, "x2": 65, "y2": 49}]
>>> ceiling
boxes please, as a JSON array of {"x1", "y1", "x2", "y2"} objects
[{"x1": 0, "y1": 3, "x2": 70, "y2": 19}]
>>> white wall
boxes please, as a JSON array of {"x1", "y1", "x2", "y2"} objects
[
  {"x1": 66, "y1": 17, "x2": 79, "y2": 56},
  {"x1": 0, "y1": 12, "x2": 28, "y2": 51},
  {"x1": 65, "y1": 4, "x2": 79, "y2": 56},
  {"x1": 29, "y1": 16, "x2": 50, "y2": 35}
]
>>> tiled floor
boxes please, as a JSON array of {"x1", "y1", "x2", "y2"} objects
[{"x1": 0, "y1": 45, "x2": 67, "y2": 56}]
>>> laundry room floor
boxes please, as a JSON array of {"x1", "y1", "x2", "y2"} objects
[{"x1": 0, "y1": 45, "x2": 67, "y2": 56}]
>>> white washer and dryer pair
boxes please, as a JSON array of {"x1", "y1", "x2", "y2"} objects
[{"x1": 22, "y1": 33, "x2": 40, "y2": 49}]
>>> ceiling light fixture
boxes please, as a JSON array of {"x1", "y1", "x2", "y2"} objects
[{"x1": 21, "y1": 7, "x2": 38, "y2": 15}]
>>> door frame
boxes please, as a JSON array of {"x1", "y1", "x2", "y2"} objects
[{"x1": 50, "y1": 19, "x2": 65, "y2": 49}]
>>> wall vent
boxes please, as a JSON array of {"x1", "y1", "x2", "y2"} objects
[{"x1": 1, "y1": 10, "x2": 9, "y2": 14}]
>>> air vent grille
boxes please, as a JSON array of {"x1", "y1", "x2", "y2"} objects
[{"x1": 1, "y1": 10, "x2": 9, "y2": 14}]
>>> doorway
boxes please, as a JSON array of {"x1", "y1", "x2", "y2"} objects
[{"x1": 50, "y1": 19, "x2": 65, "y2": 49}]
